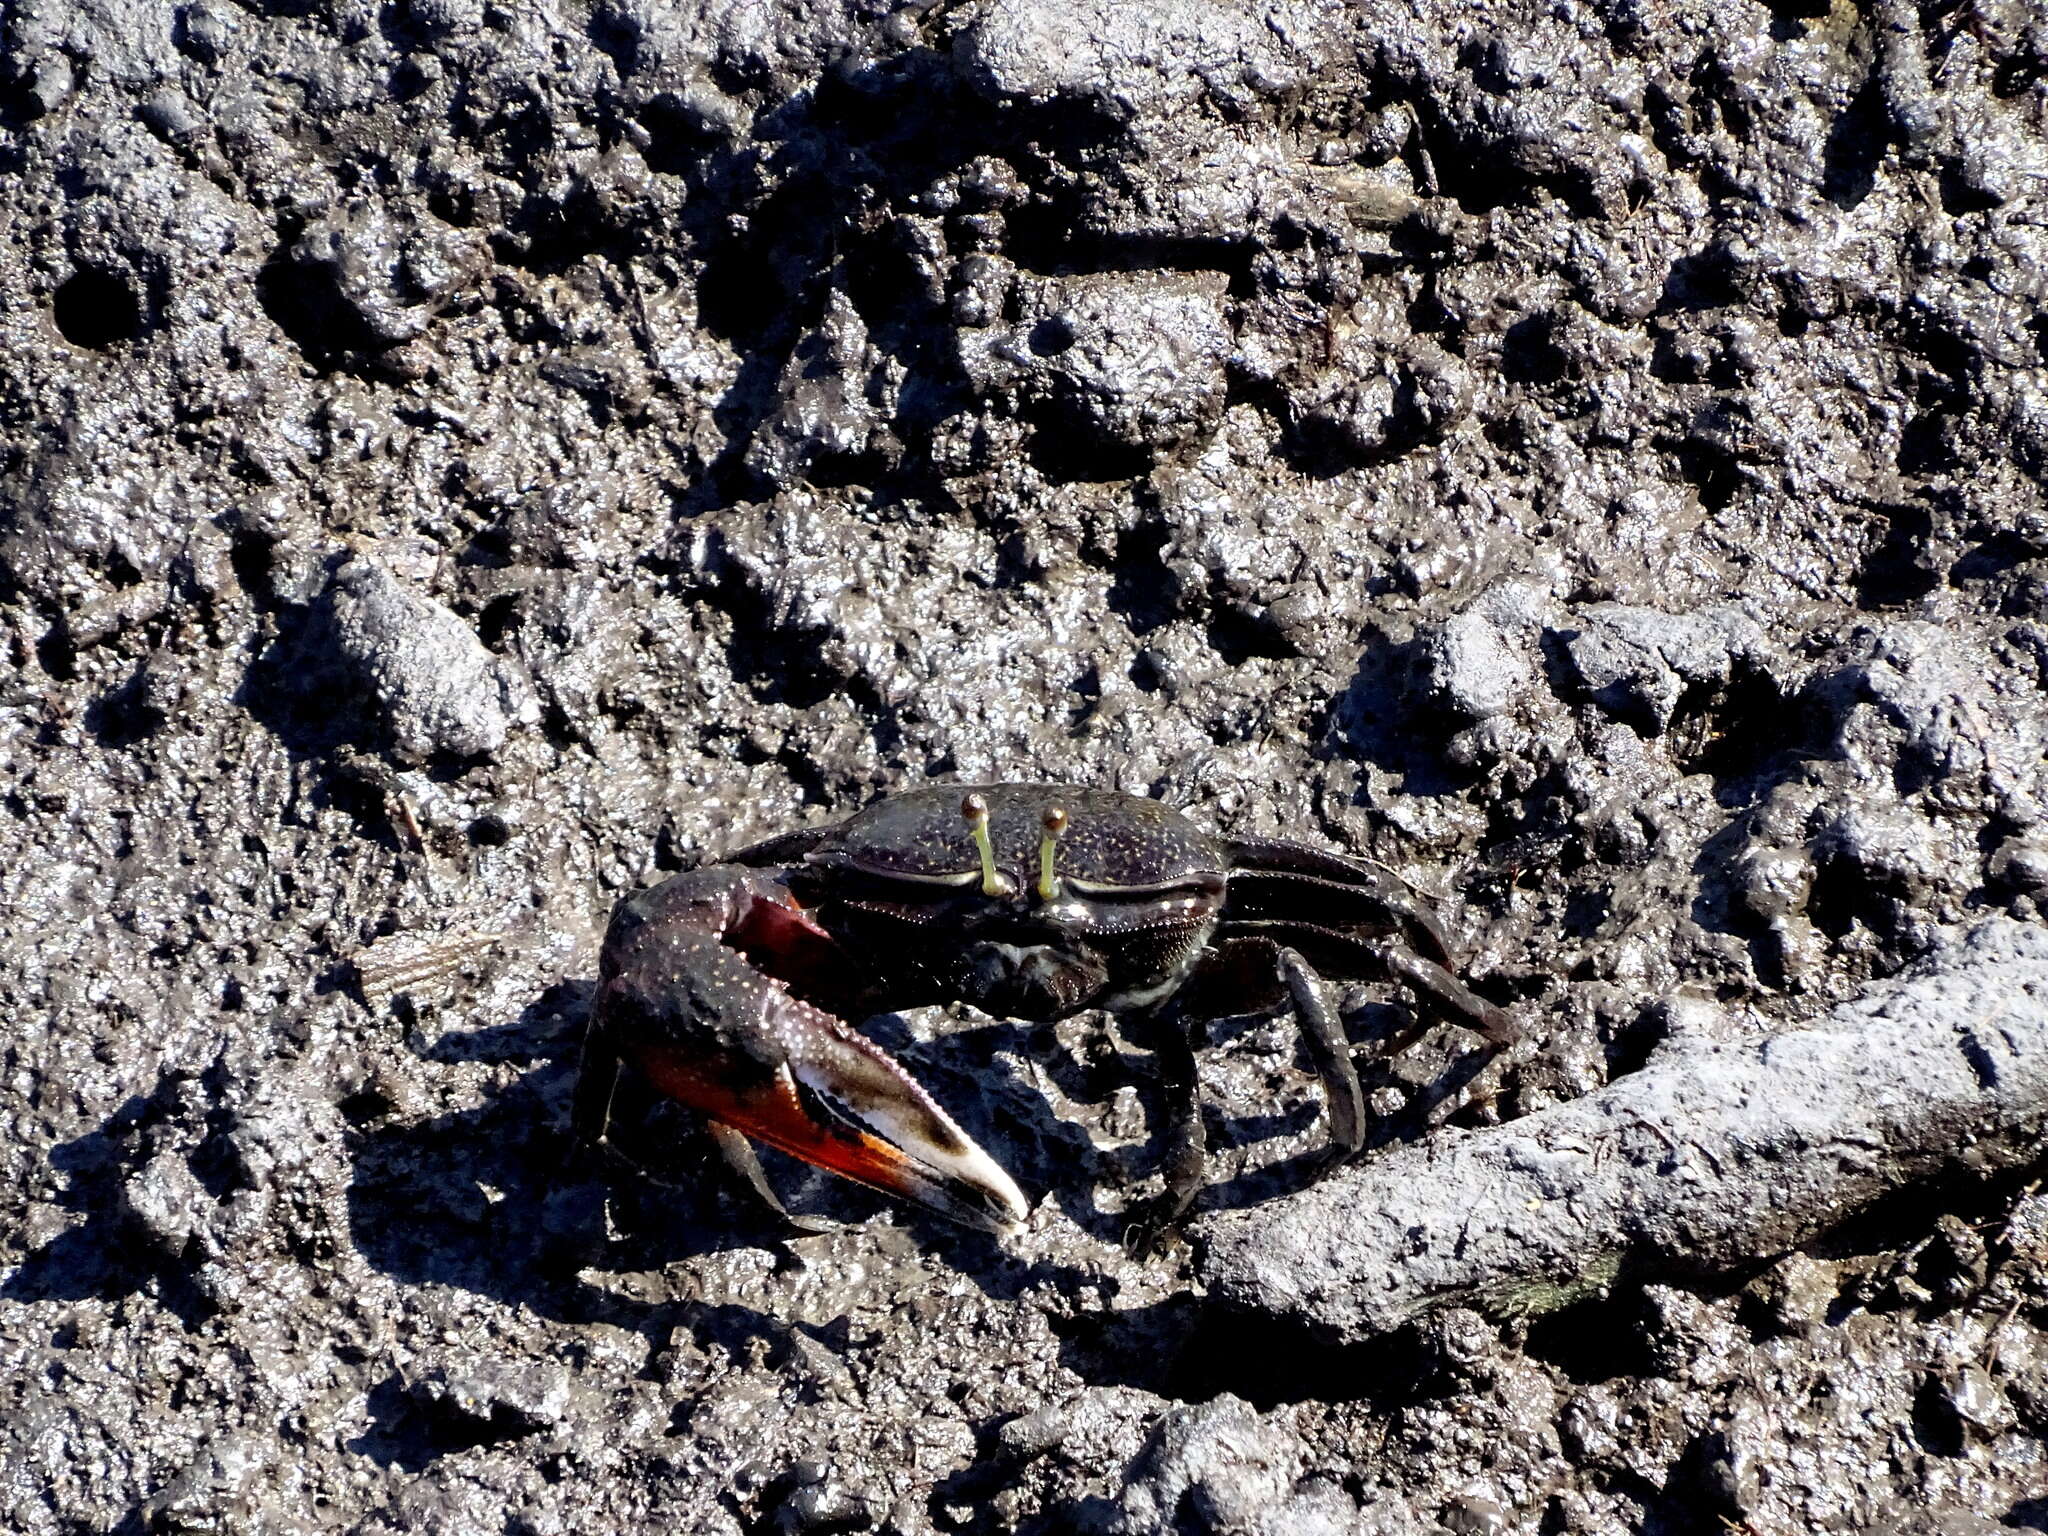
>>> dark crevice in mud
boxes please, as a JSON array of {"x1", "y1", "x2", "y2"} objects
[
  {"x1": 1602, "y1": 1006, "x2": 1668, "y2": 1082},
  {"x1": 1668, "y1": 668, "x2": 1814, "y2": 794},
  {"x1": 1428, "y1": 152, "x2": 1576, "y2": 220},
  {"x1": 1658, "y1": 246, "x2": 1742, "y2": 314},
  {"x1": 1520, "y1": 1291, "x2": 1664, "y2": 1385},
  {"x1": 774, "y1": 741, "x2": 839, "y2": 808},
  {"x1": 1054, "y1": 1294, "x2": 1433, "y2": 1410},
  {"x1": 1244, "y1": 371, "x2": 1460, "y2": 481},
  {"x1": 492, "y1": 194, "x2": 650, "y2": 280},
  {"x1": 53, "y1": 267, "x2": 145, "y2": 350},
  {"x1": 87, "y1": 666, "x2": 166, "y2": 750},
  {"x1": 1898, "y1": 398, "x2": 1965, "y2": 483},
  {"x1": 1500, "y1": 314, "x2": 1570, "y2": 385},
  {"x1": 1325, "y1": 631, "x2": 1478, "y2": 799},
  {"x1": 840, "y1": 223, "x2": 937, "y2": 333},
  {"x1": 1021, "y1": 413, "x2": 1157, "y2": 487},
  {"x1": 1805, "y1": 853, "x2": 1913, "y2": 945},
  {"x1": 1561, "y1": 886, "x2": 1612, "y2": 940},
  {"x1": 1641, "y1": 80, "x2": 1698, "y2": 174},
  {"x1": 634, "y1": 94, "x2": 730, "y2": 179},
  {"x1": 1951, "y1": 529, "x2": 2037, "y2": 587},
  {"x1": 1762, "y1": 0, "x2": 1835, "y2": 21},
  {"x1": 1004, "y1": 211, "x2": 1255, "y2": 289},
  {"x1": 1936, "y1": 161, "x2": 2004, "y2": 218},
  {"x1": 34, "y1": 621, "x2": 79, "y2": 683},
  {"x1": 1687, "y1": 824, "x2": 1787, "y2": 988},
  {"x1": 1204, "y1": 603, "x2": 1302, "y2": 666},
  {"x1": 226, "y1": 527, "x2": 280, "y2": 602},
  {"x1": 477, "y1": 591, "x2": 520, "y2": 651},
  {"x1": 1603, "y1": 1474, "x2": 1731, "y2": 1536},
  {"x1": 1666, "y1": 434, "x2": 1743, "y2": 513},
  {"x1": 1856, "y1": 501, "x2": 1941, "y2": 608},
  {"x1": 255, "y1": 234, "x2": 393, "y2": 375},
  {"x1": 1992, "y1": 51, "x2": 2048, "y2": 99},
  {"x1": 1477, "y1": 774, "x2": 1585, "y2": 880},
  {"x1": 236, "y1": 596, "x2": 364, "y2": 759},
  {"x1": 348, "y1": 1374, "x2": 542, "y2": 1473},
  {"x1": 701, "y1": 575, "x2": 892, "y2": 719},
  {"x1": 695, "y1": 182, "x2": 832, "y2": 351},
  {"x1": 1822, "y1": 68, "x2": 1889, "y2": 210},
  {"x1": 1415, "y1": 94, "x2": 1602, "y2": 220},
  {"x1": 1911, "y1": 1370, "x2": 1969, "y2": 1458},
  {"x1": 1105, "y1": 515, "x2": 1177, "y2": 634},
  {"x1": 0, "y1": 80, "x2": 45, "y2": 134}
]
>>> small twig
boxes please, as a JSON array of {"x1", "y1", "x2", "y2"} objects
[{"x1": 1983, "y1": 1297, "x2": 2024, "y2": 1374}]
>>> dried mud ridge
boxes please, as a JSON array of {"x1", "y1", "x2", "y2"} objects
[{"x1": 5, "y1": 1, "x2": 2048, "y2": 1532}]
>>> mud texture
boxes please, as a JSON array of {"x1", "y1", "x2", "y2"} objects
[{"x1": 4, "y1": 1, "x2": 2048, "y2": 1533}]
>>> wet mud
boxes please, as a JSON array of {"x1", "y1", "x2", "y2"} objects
[{"x1": 4, "y1": 0, "x2": 2048, "y2": 1531}]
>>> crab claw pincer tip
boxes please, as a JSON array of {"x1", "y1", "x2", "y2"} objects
[{"x1": 778, "y1": 1010, "x2": 1031, "y2": 1234}]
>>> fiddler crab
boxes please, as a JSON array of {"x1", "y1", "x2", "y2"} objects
[{"x1": 578, "y1": 783, "x2": 1515, "y2": 1250}]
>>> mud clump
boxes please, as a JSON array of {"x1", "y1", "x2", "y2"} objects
[
  {"x1": 4, "y1": 0, "x2": 2048, "y2": 1532},
  {"x1": 318, "y1": 553, "x2": 540, "y2": 762}
]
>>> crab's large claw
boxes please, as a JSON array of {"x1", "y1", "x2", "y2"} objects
[
  {"x1": 634, "y1": 985, "x2": 1028, "y2": 1234},
  {"x1": 585, "y1": 870, "x2": 1029, "y2": 1236}
]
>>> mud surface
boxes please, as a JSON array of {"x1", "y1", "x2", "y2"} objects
[{"x1": 4, "y1": 0, "x2": 2048, "y2": 1531}]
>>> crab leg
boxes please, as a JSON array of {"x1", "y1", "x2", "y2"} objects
[
  {"x1": 1126, "y1": 947, "x2": 1367, "y2": 1252},
  {"x1": 1125, "y1": 1006, "x2": 1207, "y2": 1258},
  {"x1": 1277, "y1": 946, "x2": 1366, "y2": 1157},
  {"x1": 1224, "y1": 836, "x2": 1461, "y2": 967},
  {"x1": 1123, "y1": 938, "x2": 1370, "y2": 1256},
  {"x1": 581, "y1": 869, "x2": 1029, "y2": 1235},
  {"x1": 1379, "y1": 945, "x2": 1519, "y2": 1047},
  {"x1": 1217, "y1": 918, "x2": 1516, "y2": 1045}
]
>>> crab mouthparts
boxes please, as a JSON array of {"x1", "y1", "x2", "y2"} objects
[{"x1": 957, "y1": 940, "x2": 1104, "y2": 1021}]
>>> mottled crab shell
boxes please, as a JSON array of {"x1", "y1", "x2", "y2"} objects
[{"x1": 812, "y1": 783, "x2": 1226, "y2": 892}]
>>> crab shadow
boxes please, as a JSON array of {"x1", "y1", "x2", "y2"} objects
[
  {"x1": 858, "y1": 1006, "x2": 1365, "y2": 1246},
  {"x1": 343, "y1": 970, "x2": 1481, "y2": 1328},
  {"x1": 343, "y1": 987, "x2": 1126, "y2": 1326}
]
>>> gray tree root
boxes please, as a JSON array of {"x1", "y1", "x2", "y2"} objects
[{"x1": 1198, "y1": 918, "x2": 2048, "y2": 1341}]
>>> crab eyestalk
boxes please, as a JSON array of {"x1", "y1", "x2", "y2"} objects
[
  {"x1": 961, "y1": 792, "x2": 1014, "y2": 898},
  {"x1": 1036, "y1": 806, "x2": 1067, "y2": 902}
]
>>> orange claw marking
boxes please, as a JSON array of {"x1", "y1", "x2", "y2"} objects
[{"x1": 634, "y1": 1046, "x2": 914, "y2": 1197}]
